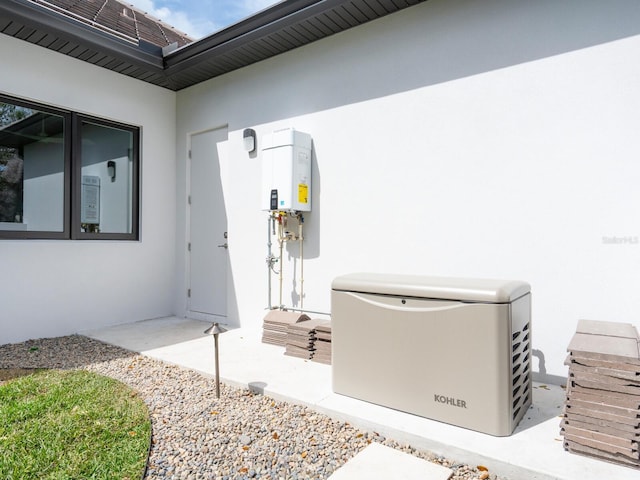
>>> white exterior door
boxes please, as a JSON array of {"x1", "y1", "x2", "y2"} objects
[{"x1": 188, "y1": 127, "x2": 228, "y2": 319}]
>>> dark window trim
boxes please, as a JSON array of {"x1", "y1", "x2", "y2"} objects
[
  {"x1": 71, "y1": 114, "x2": 140, "y2": 241},
  {"x1": 0, "y1": 94, "x2": 140, "y2": 241}
]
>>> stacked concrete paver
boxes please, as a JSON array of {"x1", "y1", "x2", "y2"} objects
[
  {"x1": 312, "y1": 323, "x2": 332, "y2": 365},
  {"x1": 284, "y1": 319, "x2": 326, "y2": 359},
  {"x1": 562, "y1": 319, "x2": 640, "y2": 469},
  {"x1": 262, "y1": 310, "x2": 309, "y2": 346}
]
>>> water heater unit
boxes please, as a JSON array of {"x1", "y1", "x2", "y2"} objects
[{"x1": 261, "y1": 128, "x2": 312, "y2": 212}]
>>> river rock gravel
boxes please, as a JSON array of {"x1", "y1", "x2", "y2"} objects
[{"x1": 0, "y1": 335, "x2": 507, "y2": 480}]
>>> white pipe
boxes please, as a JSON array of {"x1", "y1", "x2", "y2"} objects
[
  {"x1": 266, "y1": 214, "x2": 273, "y2": 310},
  {"x1": 280, "y1": 306, "x2": 330, "y2": 316},
  {"x1": 299, "y1": 217, "x2": 304, "y2": 310},
  {"x1": 278, "y1": 215, "x2": 284, "y2": 308}
]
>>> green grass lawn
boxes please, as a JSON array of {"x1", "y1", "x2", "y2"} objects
[{"x1": 0, "y1": 369, "x2": 151, "y2": 480}]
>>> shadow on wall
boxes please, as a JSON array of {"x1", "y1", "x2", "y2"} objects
[
  {"x1": 222, "y1": 0, "x2": 640, "y2": 129},
  {"x1": 282, "y1": 141, "x2": 320, "y2": 261},
  {"x1": 280, "y1": 143, "x2": 321, "y2": 310},
  {"x1": 532, "y1": 348, "x2": 566, "y2": 386},
  {"x1": 226, "y1": 265, "x2": 241, "y2": 328}
]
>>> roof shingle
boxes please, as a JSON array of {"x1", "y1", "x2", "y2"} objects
[{"x1": 28, "y1": 0, "x2": 194, "y2": 47}]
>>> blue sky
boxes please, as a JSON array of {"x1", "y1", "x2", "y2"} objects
[{"x1": 126, "y1": 0, "x2": 280, "y2": 39}]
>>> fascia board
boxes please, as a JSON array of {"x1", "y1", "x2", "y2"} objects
[{"x1": 162, "y1": 0, "x2": 340, "y2": 74}]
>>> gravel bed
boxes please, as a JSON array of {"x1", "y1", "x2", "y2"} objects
[{"x1": 0, "y1": 335, "x2": 505, "y2": 480}]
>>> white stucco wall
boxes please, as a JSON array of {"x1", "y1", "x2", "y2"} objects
[
  {"x1": 175, "y1": 0, "x2": 640, "y2": 381},
  {"x1": 0, "y1": 34, "x2": 177, "y2": 344}
]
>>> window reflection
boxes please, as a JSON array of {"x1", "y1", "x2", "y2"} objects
[
  {"x1": 80, "y1": 121, "x2": 134, "y2": 234},
  {"x1": 0, "y1": 103, "x2": 65, "y2": 232}
]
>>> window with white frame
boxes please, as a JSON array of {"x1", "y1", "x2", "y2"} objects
[{"x1": 0, "y1": 95, "x2": 139, "y2": 240}]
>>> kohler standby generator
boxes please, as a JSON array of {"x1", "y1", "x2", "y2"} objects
[{"x1": 331, "y1": 273, "x2": 532, "y2": 436}]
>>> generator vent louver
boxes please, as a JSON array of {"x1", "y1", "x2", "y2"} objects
[{"x1": 511, "y1": 322, "x2": 531, "y2": 421}]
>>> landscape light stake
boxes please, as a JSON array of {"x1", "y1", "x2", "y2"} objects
[{"x1": 204, "y1": 322, "x2": 227, "y2": 398}]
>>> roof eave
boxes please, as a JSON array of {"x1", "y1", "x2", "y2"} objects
[
  {"x1": 164, "y1": 0, "x2": 328, "y2": 70},
  {"x1": 1, "y1": 0, "x2": 426, "y2": 91},
  {"x1": 0, "y1": 0, "x2": 165, "y2": 72}
]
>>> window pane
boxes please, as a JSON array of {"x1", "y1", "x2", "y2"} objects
[
  {"x1": 0, "y1": 102, "x2": 66, "y2": 232},
  {"x1": 80, "y1": 121, "x2": 134, "y2": 234}
]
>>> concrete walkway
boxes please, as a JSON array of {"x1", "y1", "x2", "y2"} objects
[
  {"x1": 326, "y1": 443, "x2": 453, "y2": 480},
  {"x1": 82, "y1": 316, "x2": 637, "y2": 480}
]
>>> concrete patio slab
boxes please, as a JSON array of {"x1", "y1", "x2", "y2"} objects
[{"x1": 82, "y1": 316, "x2": 639, "y2": 480}]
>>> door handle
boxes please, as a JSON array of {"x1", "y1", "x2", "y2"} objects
[{"x1": 217, "y1": 243, "x2": 228, "y2": 249}]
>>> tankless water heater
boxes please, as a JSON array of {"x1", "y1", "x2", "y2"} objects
[
  {"x1": 331, "y1": 273, "x2": 532, "y2": 436},
  {"x1": 261, "y1": 128, "x2": 312, "y2": 212}
]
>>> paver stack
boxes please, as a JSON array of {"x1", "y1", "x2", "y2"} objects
[
  {"x1": 312, "y1": 323, "x2": 332, "y2": 364},
  {"x1": 261, "y1": 310, "x2": 309, "y2": 346},
  {"x1": 284, "y1": 319, "x2": 326, "y2": 360},
  {"x1": 284, "y1": 319, "x2": 332, "y2": 364},
  {"x1": 561, "y1": 319, "x2": 640, "y2": 469},
  {"x1": 262, "y1": 311, "x2": 332, "y2": 363}
]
